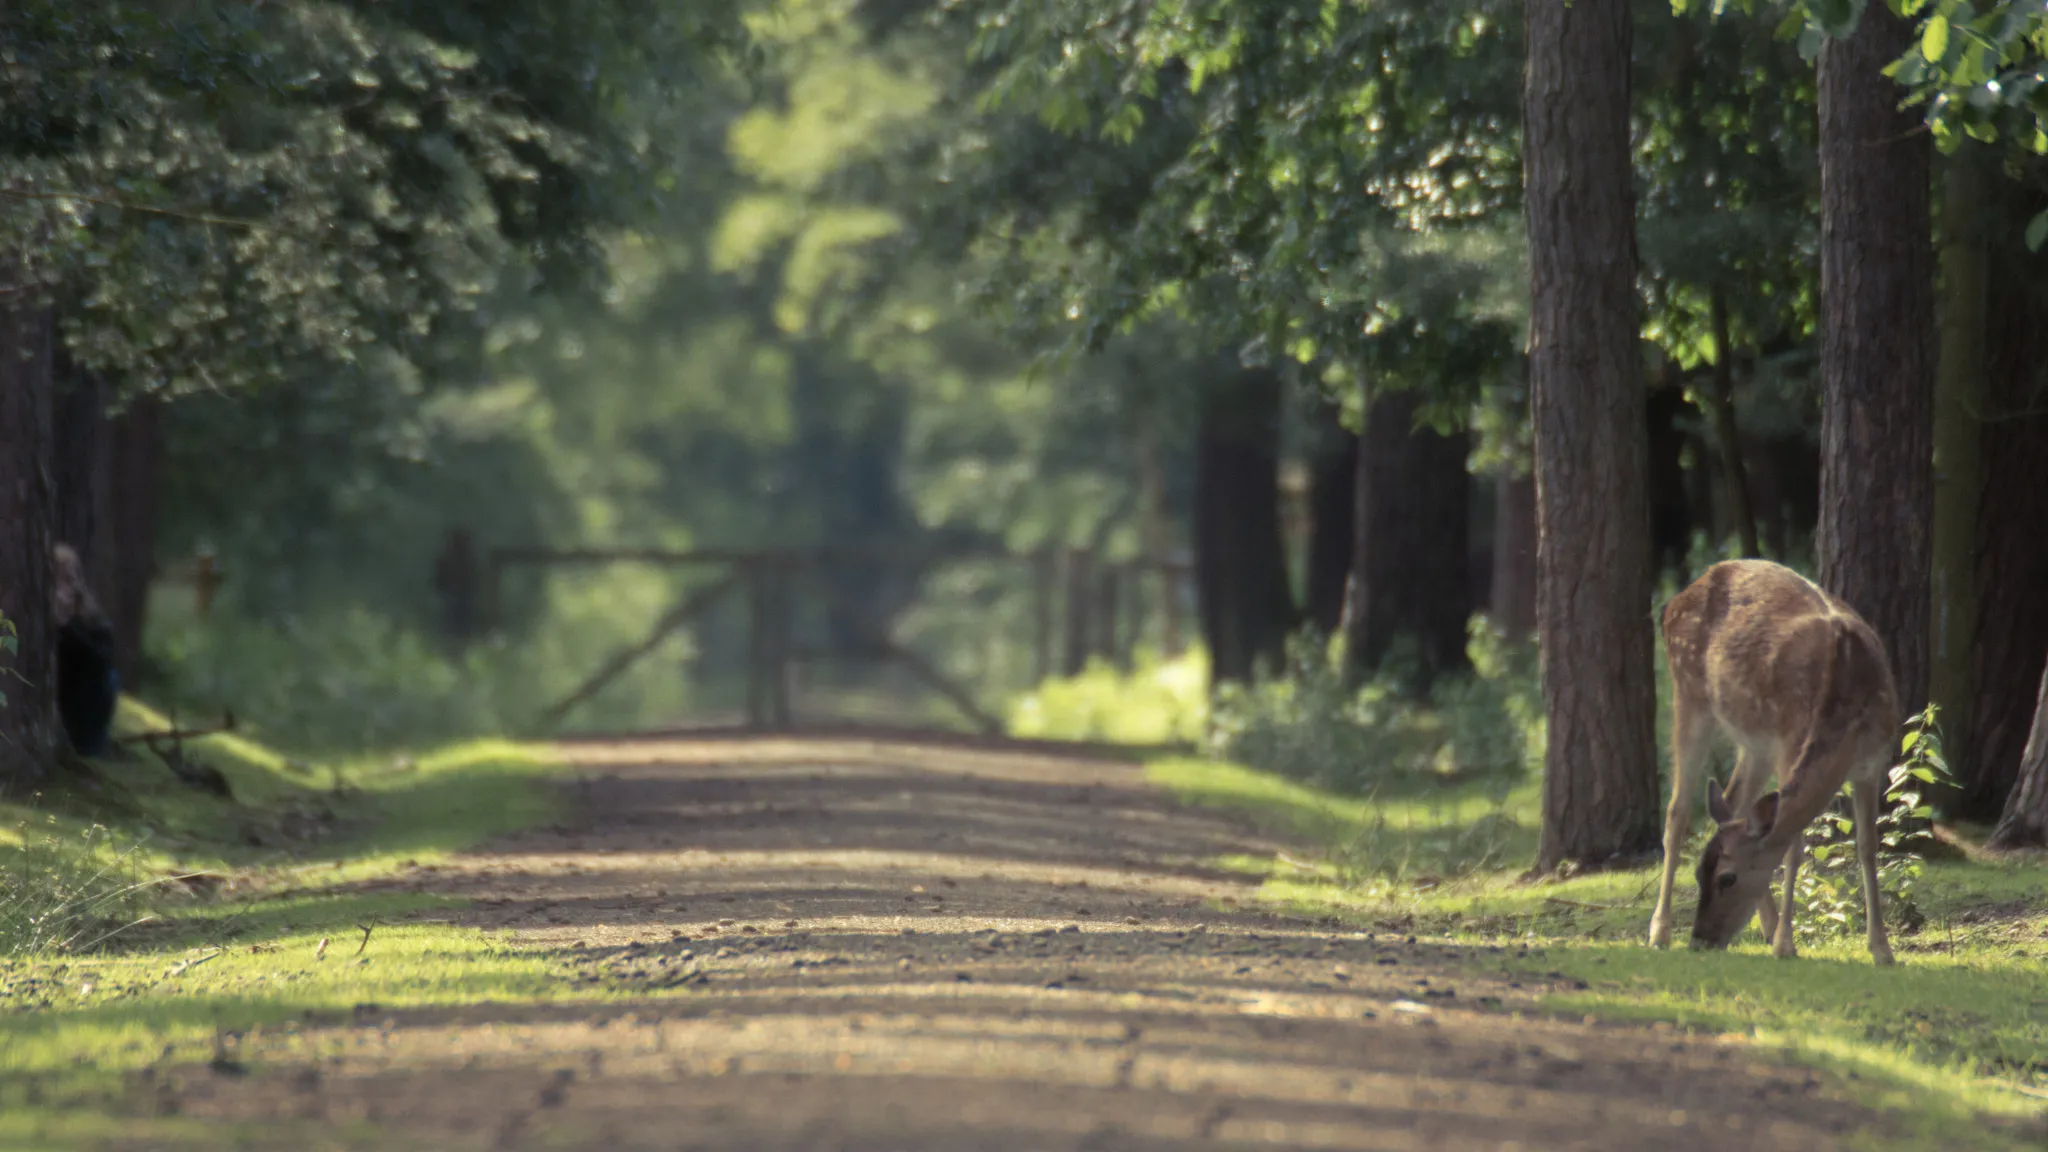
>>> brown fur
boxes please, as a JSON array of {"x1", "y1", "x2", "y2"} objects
[{"x1": 1647, "y1": 560, "x2": 1899, "y2": 965}]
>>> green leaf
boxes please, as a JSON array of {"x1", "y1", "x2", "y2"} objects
[
  {"x1": 2027, "y1": 209, "x2": 2048, "y2": 252},
  {"x1": 1922, "y1": 14, "x2": 1950, "y2": 61}
]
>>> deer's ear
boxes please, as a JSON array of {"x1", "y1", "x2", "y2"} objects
[
  {"x1": 1747, "y1": 791, "x2": 1781, "y2": 838},
  {"x1": 1706, "y1": 780, "x2": 1734, "y2": 825}
]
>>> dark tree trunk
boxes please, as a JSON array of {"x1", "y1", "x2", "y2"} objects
[
  {"x1": 1306, "y1": 403, "x2": 1358, "y2": 637},
  {"x1": 1490, "y1": 470, "x2": 1538, "y2": 642},
  {"x1": 1928, "y1": 147, "x2": 1990, "y2": 816},
  {"x1": 1956, "y1": 172, "x2": 2048, "y2": 822},
  {"x1": 51, "y1": 346, "x2": 105, "y2": 573},
  {"x1": 0, "y1": 269, "x2": 59, "y2": 789},
  {"x1": 1524, "y1": 0, "x2": 1660, "y2": 871},
  {"x1": 1348, "y1": 387, "x2": 1472, "y2": 690},
  {"x1": 1192, "y1": 367, "x2": 1297, "y2": 684},
  {"x1": 1743, "y1": 429, "x2": 1820, "y2": 561},
  {"x1": 1645, "y1": 371, "x2": 1696, "y2": 580},
  {"x1": 1705, "y1": 289, "x2": 1761, "y2": 559},
  {"x1": 103, "y1": 397, "x2": 164, "y2": 687},
  {"x1": 1987, "y1": 664, "x2": 2048, "y2": 851},
  {"x1": 1815, "y1": 6, "x2": 1936, "y2": 718}
]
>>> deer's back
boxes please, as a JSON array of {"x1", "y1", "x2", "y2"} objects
[{"x1": 1664, "y1": 560, "x2": 1900, "y2": 750}]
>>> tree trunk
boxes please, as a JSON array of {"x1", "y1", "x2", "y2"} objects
[
  {"x1": 1815, "y1": 6, "x2": 1936, "y2": 718},
  {"x1": 1705, "y1": 288, "x2": 1760, "y2": 559},
  {"x1": 51, "y1": 346, "x2": 105, "y2": 573},
  {"x1": 1987, "y1": 663, "x2": 2048, "y2": 851},
  {"x1": 1524, "y1": 0, "x2": 1660, "y2": 871},
  {"x1": 1135, "y1": 418, "x2": 1182, "y2": 656},
  {"x1": 0, "y1": 267, "x2": 60, "y2": 789},
  {"x1": 1645, "y1": 369, "x2": 1696, "y2": 580},
  {"x1": 1929, "y1": 146, "x2": 1990, "y2": 815},
  {"x1": 1490, "y1": 470, "x2": 1538, "y2": 642},
  {"x1": 1958, "y1": 168, "x2": 2048, "y2": 822},
  {"x1": 102, "y1": 397, "x2": 164, "y2": 688},
  {"x1": 1349, "y1": 387, "x2": 1472, "y2": 690},
  {"x1": 1306, "y1": 402, "x2": 1358, "y2": 637},
  {"x1": 1192, "y1": 366, "x2": 1297, "y2": 684}
]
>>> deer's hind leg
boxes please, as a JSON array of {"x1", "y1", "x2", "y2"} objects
[{"x1": 1852, "y1": 773, "x2": 1896, "y2": 966}]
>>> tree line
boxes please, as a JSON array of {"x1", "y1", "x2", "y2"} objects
[{"x1": 2, "y1": 0, "x2": 2046, "y2": 861}]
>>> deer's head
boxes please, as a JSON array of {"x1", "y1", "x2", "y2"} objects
[{"x1": 1689, "y1": 781, "x2": 1783, "y2": 950}]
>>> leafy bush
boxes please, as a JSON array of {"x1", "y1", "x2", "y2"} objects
[
  {"x1": 144, "y1": 564, "x2": 708, "y2": 754},
  {"x1": 1793, "y1": 704, "x2": 1954, "y2": 941},
  {"x1": 1005, "y1": 647, "x2": 1208, "y2": 745},
  {"x1": 1204, "y1": 619, "x2": 1541, "y2": 795},
  {"x1": 0, "y1": 818, "x2": 155, "y2": 956}
]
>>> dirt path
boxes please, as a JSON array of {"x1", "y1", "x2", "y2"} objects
[{"x1": 166, "y1": 737, "x2": 1895, "y2": 1150}]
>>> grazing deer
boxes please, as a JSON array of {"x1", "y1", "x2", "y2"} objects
[{"x1": 1647, "y1": 559, "x2": 1898, "y2": 965}]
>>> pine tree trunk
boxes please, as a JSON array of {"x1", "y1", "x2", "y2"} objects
[
  {"x1": 1305, "y1": 403, "x2": 1357, "y2": 638},
  {"x1": 1351, "y1": 387, "x2": 1472, "y2": 690},
  {"x1": 103, "y1": 397, "x2": 164, "y2": 688},
  {"x1": 1958, "y1": 169, "x2": 2048, "y2": 822},
  {"x1": 1490, "y1": 470, "x2": 1537, "y2": 642},
  {"x1": 1705, "y1": 288, "x2": 1760, "y2": 559},
  {"x1": 1928, "y1": 148, "x2": 1989, "y2": 813},
  {"x1": 1524, "y1": 0, "x2": 1660, "y2": 871},
  {"x1": 1192, "y1": 367, "x2": 1297, "y2": 684},
  {"x1": 0, "y1": 267, "x2": 59, "y2": 789},
  {"x1": 1815, "y1": 6, "x2": 1936, "y2": 718},
  {"x1": 1987, "y1": 664, "x2": 2048, "y2": 851}
]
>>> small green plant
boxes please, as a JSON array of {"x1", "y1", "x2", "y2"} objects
[{"x1": 1793, "y1": 703, "x2": 1954, "y2": 941}]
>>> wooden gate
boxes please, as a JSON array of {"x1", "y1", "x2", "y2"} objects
[{"x1": 432, "y1": 536, "x2": 1192, "y2": 737}]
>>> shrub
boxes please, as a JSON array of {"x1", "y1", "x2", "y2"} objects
[
  {"x1": 1792, "y1": 704, "x2": 1953, "y2": 941},
  {"x1": 1006, "y1": 647, "x2": 1208, "y2": 746},
  {"x1": 1204, "y1": 620, "x2": 1541, "y2": 796}
]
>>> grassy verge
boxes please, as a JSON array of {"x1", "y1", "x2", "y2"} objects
[
  {"x1": 0, "y1": 700, "x2": 569, "y2": 1149},
  {"x1": 1148, "y1": 755, "x2": 2048, "y2": 1151}
]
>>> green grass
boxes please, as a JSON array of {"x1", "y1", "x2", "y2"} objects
[
  {"x1": 1149, "y1": 755, "x2": 2048, "y2": 1150},
  {"x1": 0, "y1": 700, "x2": 573, "y2": 1149}
]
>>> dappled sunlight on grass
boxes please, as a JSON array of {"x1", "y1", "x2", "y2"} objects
[{"x1": 1152, "y1": 753, "x2": 2048, "y2": 1141}]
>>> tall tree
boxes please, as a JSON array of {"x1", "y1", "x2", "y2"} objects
[
  {"x1": 0, "y1": 271, "x2": 58, "y2": 788},
  {"x1": 1988, "y1": 665, "x2": 2048, "y2": 850},
  {"x1": 1958, "y1": 163, "x2": 2048, "y2": 821},
  {"x1": 1525, "y1": 0, "x2": 1659, "y2": 870},
  {"x1": 1349, "y1": 387, "x2": 1473, "y2": 689},
  {"x1": 1814, "y1": 5, "x2": 1935, "y2": 715},
  {"x1": 1193, "y1": 367, "x2": 1298, "y2": 684}
]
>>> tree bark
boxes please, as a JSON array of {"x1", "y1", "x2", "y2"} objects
[
  {"x1": 1645, "y1": 370, "x2": 1696, "y2": 579},
  {"x1": 1929, "y1": 146, "x2": 1990, "y2": 815},
  {"x1": 1524, "y1": 0, "x2": 1660, "y2": 871},
  {"x1": 0, "y1": 267, "x2": 60, "y2": 789},
  {"x1": 1705, "y1": 288, "x2": 1760, "y2": 558},
  {"x1": 102, "y1": 397, "x2": 164, "y2": 688},
  {"x1": 1193, "y1": 366, "x2": 1297, "y2": 684},
  {"x1": 1815, "y1": 7, "x2": 1936, "y2": 718},
  {"x1": 1490, "y1": 470, "x2": 1538, "y2": 643},
  {"x1": 1350, "y1": 387, "x2": 1472, "y2": 690},
  {"x1": 1306, "y1": 403, "x2": 1358, "y2": 638},
  {"x1": 1987, "y1": 663, "x2": 2048, "y2": 851},
  {"x1": 1958, "y1": 168, "x2": 2048, "y2": 822}
]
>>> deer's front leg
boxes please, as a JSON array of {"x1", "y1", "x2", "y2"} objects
[
  {"x1": 1652, "y1": 700, "x2": 1713, "y2": 948},
  {"x1": 1852, "y1": 778, "x2": 1896, "y2": 967},
  {"x1": 1649, "y1": 782, "x2": 1693, "y2": 948},
  {"x1": 1770, "y1": 838, "x2": 1803, "y2": 959}
]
